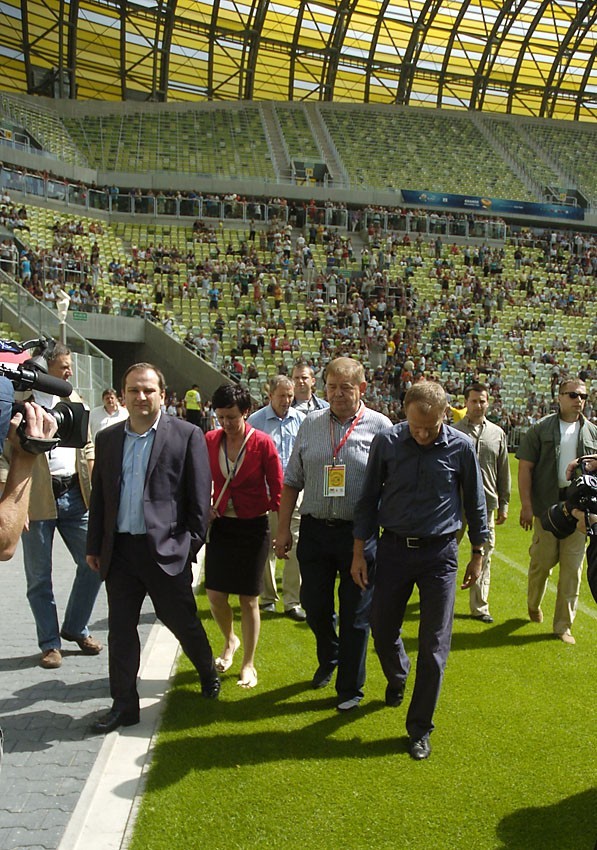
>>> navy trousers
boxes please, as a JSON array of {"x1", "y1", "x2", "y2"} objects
[
  {"x1": 371, "y1": 532, "x2": 458, "y2": 740},
  {"x1": 297, "y1": 515, "x2": 376, "y2": 702}
]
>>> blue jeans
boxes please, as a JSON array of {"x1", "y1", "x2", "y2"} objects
[{"x1": 21, "y1": 485, "x2": 102, "y2": 651}]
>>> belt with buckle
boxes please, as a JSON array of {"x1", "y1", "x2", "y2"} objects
[
  {"x1": 51, "y1": 473, "x2": 78, "y2": 499},
  {"x1": 384, "y1": 531, "x2": 455, "y2": 548},
  {"x1": 305, "y1": 515, "x2": 353, "y2": 528}
]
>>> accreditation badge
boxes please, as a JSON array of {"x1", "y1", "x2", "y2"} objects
[{"x1": 324, "y1": 464, "x2": 346, "y2": 497}]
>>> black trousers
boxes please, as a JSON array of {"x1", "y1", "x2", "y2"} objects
[
  {"x1": 297, "y1": 515, "x2": 376, "y2": 701},
  {"x1": 105, "y1": 534, "x2": 215, "y2": 715}
]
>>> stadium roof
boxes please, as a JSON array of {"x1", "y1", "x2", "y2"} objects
[{"x1": 1, "y1": 0, "x2": 596, "y2": 120}]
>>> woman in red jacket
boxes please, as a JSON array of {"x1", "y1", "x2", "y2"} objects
[{"x1": 204, "y1": 384, "x2": 282, "y2": 689}]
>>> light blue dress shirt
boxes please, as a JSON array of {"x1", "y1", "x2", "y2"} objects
[
  {"x1": 247, "y1": 404, "x2": 302, "y2": 471},
  {"x1": 116, "y1": 417, "x2": 159, "y2": 534}
]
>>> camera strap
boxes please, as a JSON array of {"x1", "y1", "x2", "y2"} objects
[{"x1": 19, "y1": 435, "x2": 60, "y2": 455}]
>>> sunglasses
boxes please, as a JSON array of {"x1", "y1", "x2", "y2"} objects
[{"x1": 560, "y1": 391, "x2": 588, "y2": 400}]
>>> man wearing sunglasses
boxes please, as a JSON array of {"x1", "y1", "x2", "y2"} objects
[{"x1": 517, "y1": 379, "x2": 597, "y2": 644}]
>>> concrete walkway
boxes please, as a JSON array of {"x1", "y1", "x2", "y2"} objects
[{"x1": 0, "y1": 535, "x2": 177, "y2": 850}]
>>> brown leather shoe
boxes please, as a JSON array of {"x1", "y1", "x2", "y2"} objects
[
  {"x1": 528, "y1": 607, "x2": 543, "y2": 623},
  {"x1": 555, "y1": 633, "x2": 575, "y2": 645},
  {"x1": 60, "y1": 631, "x2": 103, "y2": 655},
  {"x1": 40, "y1": 648, "x2": 62, "y2": 669}
]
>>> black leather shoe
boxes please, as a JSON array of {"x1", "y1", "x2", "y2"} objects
[
  {"x1": 311, "y1": 664, "x2": 336, "y2": 690},
  {"x1": 91, "y1": 708, "x2": 139, "y2": 734},
  {"x1": 285, "y1": 606, "x2": 307, "y2": 622},
  {"x1": 472, "y1": 613, "x2": 494, "y2": 624},
  {"x1": 385, "y1": 683, "x2": 405, "y2": 707},
  {"x1": 409, "y1": 736, "x2": 431, "y2": 761},
  {"x1": 201, "y1": 677, "x2": 221, "y2": 699}
]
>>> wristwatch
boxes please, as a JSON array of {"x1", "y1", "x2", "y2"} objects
[{"x1": 472, "y1": 547, "x2": 483, "y2": 555}]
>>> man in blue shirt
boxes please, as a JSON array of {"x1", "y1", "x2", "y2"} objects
[
  {"x1": 248, "y1": 375, "x2": 305, "y2": 621},
  {"x1": 352, "y1": 381, "x2": 488, "y2": 760},
  {"x1": 87, "y1": 363, "x2": 217, "y2": 733}
]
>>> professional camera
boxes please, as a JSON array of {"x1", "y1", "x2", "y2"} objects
[
  {"x1": 541, "y1": 462, "x2": 597, "y2": 539},
  {"x1": 0, "y1": 336, "x2": 89, "y2": 450}
]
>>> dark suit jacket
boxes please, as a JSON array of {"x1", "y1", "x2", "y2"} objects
[{"x1": 87, "y1": 414, "x2": 211, "y2": 578}]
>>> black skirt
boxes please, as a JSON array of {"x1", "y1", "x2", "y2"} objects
[{"x1": 204, "y1": 515, "x2": 270, "y2": 596}]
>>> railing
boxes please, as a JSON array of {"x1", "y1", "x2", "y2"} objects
[
  {"x1": 0, "y1": 270, "x2": 112, "y2": 405},
  {"x1": 0, "y1": 162, "x2": 506, "y2": 239}
]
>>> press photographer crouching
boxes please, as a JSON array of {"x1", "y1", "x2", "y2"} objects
[{"x1": 541, "y1": 455, "x2": 597, "y2": 605}]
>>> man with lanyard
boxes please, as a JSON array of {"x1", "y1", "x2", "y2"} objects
[
  {"x1": 517, "y1": 378, "x2": 597, "y2": 644},
  {"x1": 351, "y1": 381, "x2": 487, "y2": 760},
  {"x1": 275, "y1": 357, "x2": 391, "y2": 711},
  {"x1": 248, "y1": 375, "x2": 306, "y2": 621},
  {"x1": 184, "y1": 384, "x2": 202, "y2": 428},
  {"x1": 291, "y1": 360, "x2": 329, "y2": 417},
  {"x1": 454, "y1": 382, "x2": 510, "y2": 623}
]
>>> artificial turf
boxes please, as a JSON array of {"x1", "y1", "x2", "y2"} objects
[{"x1": 129, "y1": 458, "x2": 597, "y2": 850}]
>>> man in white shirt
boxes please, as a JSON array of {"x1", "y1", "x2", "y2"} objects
[{"x1": 89, "y1": 388, "x2": 129, "y2": 440}]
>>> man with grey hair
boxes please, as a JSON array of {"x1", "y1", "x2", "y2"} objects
[
  {"x1": 248, "y1": 374, "x2": 305, "y2": 621},
  {"x1": 352, "y1": 380, "x2": 488, "y2": 760},
  {"x1": 276, "y1": 357, "x2": 391, "y2": 711}
]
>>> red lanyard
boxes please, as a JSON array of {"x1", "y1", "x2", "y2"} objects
[{"x1": 330, "y1": 404, "x2": 364, "y2": 465}]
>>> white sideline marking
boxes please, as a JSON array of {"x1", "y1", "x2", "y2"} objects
[{"x1": 493, "y1": 549, "x2": 597, "y2": 620}]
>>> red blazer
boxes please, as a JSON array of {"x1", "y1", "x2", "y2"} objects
[{"x1": 205, "y1": 426, "x2": 283, "y2": 518}]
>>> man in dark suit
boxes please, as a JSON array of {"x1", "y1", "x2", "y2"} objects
[{"x1": 87, "y1": 362, "x2": 219, "y2": 734}]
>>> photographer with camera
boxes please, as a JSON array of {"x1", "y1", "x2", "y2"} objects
[
  {"x1": 517, "y1": 378, "x2": 597, "y2": 644},
  {"x1": 0, "y1": 395, "x2": 58, "y2": 559},
  {"x1": 0, "y1": 343, "x2": 102, "y2": 669},
  {"x1": 563, "y1": 455, "x2": 597, "y2": 605}
]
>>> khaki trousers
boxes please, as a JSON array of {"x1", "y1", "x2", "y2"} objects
[
  {"x1": 262, "y1": 507, "x2": 301, "y2": 610},
  {"x1": 458, "y1": 510, "x2": 495, "y2": 617},
  {"x1": 527, "y1": 518, "x2": 586, "y2": 635}
]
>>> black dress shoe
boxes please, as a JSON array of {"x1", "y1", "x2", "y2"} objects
[
  {"x1": 473, "y1": 613, "x2": 494, "y2": 624},
  {"x1": 91, "y1": 708, "x2": 139, "y2": 734},
  {"x1": 409, "y1": 736, "x2": 431, "y2": 761},
  {"x1": 311, "y1": 664, "x2": 336, "y2": 690},
  {"x1": 284, "y1": 606, "x2": 307, "y2": 622},
  {"x1": 201, "y1": 677, "x2": 221, "y2": 699},
  {"x1": 385, "y1": 683, "x2": 405, "y2": 708}
]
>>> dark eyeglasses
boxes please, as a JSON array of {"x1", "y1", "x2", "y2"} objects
[{"x1": 560, "y1": 391, "x2": 588, "y2": 400}]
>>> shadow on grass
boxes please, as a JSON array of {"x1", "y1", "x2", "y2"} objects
[
  {"x1": 448, "y1": 617, "x2": 557, "y2": 651},
  {"x1": 496, "y1": 787, "x2": 597, "y2": 850},
  {"x1": 144, "y1": 680, "x2": 407, "y2": 789}
]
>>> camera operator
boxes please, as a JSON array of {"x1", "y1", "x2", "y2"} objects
[
  {"x1": 0, "y1": 343, "x2": 103, "y2": 669},
  {"x1": 0, "y1": 399, "x2": 58, "y2": 559},
  {"x1": 566, "y1": 455, "x2": 597, "y2": 605}
]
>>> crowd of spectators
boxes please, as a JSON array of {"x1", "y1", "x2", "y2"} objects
[{"x1": 1, "y1": 181, "x2": 596, "y2": 440}]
